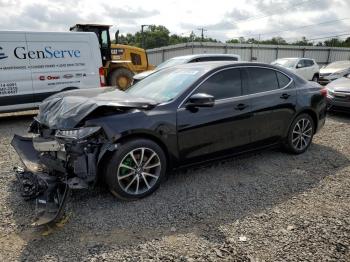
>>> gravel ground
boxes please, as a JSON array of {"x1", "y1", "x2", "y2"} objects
[{"x1": 0, "y1": 111, "x2": 349, "y2": 261}]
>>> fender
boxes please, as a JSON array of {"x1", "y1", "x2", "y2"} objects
[
  {"x1": 285, "y1": 107, "x2": 319, "y2": 138},
  {"x1": 96, "y1": 129, "x2": 179, "y2": 173}
]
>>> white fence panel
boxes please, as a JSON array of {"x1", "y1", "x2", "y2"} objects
[{"x1": 147, "y1": 42, "x2": 350, "y2": 66}]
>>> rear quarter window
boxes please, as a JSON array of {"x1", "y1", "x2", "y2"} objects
[{"x1": 276, "y1": 72, "x2": 291, "y2": 88}]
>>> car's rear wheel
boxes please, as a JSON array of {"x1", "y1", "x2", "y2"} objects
[
  {"x1": 105, "y1": 139, "x2": 167, "y2": 200},
  {"x1": 285, "y1": 113, "x2": 315, "y2": 154}
]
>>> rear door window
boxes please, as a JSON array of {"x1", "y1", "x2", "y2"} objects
[
  {"x1": 245, "y1": 67, "x2": 279, "y2": 94},
  {"x1": 304, "y1": 59, "x2": 314, "y2": 67},
  {"x1": 297, "y1": 60, "x2": 307, "y2": 68},
  {"x1": 195, "y1": 68, "x2": 242, "y2": 99}
]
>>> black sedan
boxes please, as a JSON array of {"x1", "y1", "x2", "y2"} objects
[{"x1": 12, "y1": 62, "x2": 327, "y2": 225}]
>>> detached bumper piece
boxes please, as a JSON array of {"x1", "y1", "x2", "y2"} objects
[
  {"x1": 11, "y1": 135, "x2": 70, "y2": 226},
  {"x1": 14, "y1": 168, "x2": 70, "y2": 226}
]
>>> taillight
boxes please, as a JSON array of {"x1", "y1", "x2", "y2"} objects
[
  {"x1": 99, "y1": 67, "x2": 105, "y2": 87},
  {"x1": 320, "y1": 87, "x2": 327, "y2": 97}
]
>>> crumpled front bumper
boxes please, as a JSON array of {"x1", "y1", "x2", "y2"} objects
[
  {"x1": 11, "y1": 135, "x2": 70, "y2": 226},
  {"x1": 11, "y1": 135, "x2": 45, "y2": 173}
]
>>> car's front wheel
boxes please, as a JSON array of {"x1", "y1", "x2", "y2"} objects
[
  {"x1": 285, "y1": 113, "x2": 315, "y2": 154},
  {"x1": 105, "y1": 139, "x2": 167, "y2": 200}
]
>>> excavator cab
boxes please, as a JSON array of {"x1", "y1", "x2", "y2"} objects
[
  {"x1": 70, "y1": 24, "x2": 112, "y2": 65},
  {"x1": 69, "y1": 24, "x2": 154, "y2": 90}
]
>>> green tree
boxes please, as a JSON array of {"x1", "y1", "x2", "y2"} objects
[
  {"x1": 324, "y1": 38, "x2": 343, "y2": 47},
  {"x1": 261, "y1": 36, "x2": 287, "y2": 45},
  {"x1": 292, "y1": 36, "x2": 312, "y2": 46},
  {"x1": 343, "y1": 37, "x2": 350, "y2": 47},
  {"x1": 117, "y1": 33, "x2": 136, "y2": 45},
  {"x1": 226, "y1": 38, "x2": 240, "y2": 44},
  {"x1": 139, "y1": 25, "x2": 170, "y2": 49}
]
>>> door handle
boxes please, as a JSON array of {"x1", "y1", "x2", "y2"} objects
[
  {"x1": 234, "y1": 103, "x2": 248, "y2": 111},
  {"x1": 280, "y1": 93, "x2": 291, "y2": 99}
]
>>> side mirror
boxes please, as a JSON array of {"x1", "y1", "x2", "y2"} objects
[
  {"x1": 296, "y1": 63, "x2": 302, "y2": 69},
  {"x1": 186, "y1": 93, "x2": 215, "y2": 108}
]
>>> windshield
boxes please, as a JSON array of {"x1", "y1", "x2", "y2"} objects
[
  {"x1": 272, "y1": 58, "x2": 298, "y2": 68},
  {"x1": 126, "y1": 67, "x2": 206, "y2": 103},
  {"x1": 156, "y1": 57, "x2": 189, "y2": 70},
  {"x1": 325, "y1": 61, "x2": 350, "y2": 69}
]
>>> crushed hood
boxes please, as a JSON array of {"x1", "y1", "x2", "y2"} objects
[{"x1": 37, "y1": 87, "x2": 158, "y2": 129}]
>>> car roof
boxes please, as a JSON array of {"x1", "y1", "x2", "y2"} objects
[
  {"x1": 169, "y1": 61, "x2": 307, "y2": 85},
  {"x1": 170, "y1": 54, "x2": 240, "y2": 60},
  {"x1": 171, "y1": 61, "x2": 281, "y2": 70},
  {"x1": 276, "y1": 57, "x2": 314, "y2": 61}
]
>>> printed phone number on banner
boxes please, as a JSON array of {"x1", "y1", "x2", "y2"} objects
[{"x1": 0, "y1": 83, "x2": 18, "y2": 95}]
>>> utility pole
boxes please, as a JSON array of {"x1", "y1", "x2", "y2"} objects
[
  {"x1": 257, "y1": 34, "x2": 261, "y2": 61},
  {"x1": 197, "y1": 28, "x2": 207, "y2": 42},
  {"x1": 141, "y1": 24, "x2": 151, "y2": 49}
]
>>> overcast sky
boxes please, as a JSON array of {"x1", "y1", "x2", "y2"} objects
[{"x1": 1, "y1": 0, "x2": 349, "y2": 42}]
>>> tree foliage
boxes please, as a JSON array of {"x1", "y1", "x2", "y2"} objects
[
  {"x1": 116, "y1": 25, "x2": 217, "y2": 49},
  {"x1": 226, "y1": 36, "x2": 350, "y2": 47},
  {"x1": 115, "y1": 25, "x2": 350, "y2": 49}
]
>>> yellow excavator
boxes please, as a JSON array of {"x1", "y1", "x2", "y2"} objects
[{"x1": 70, "y1": 24, "x2": 154, "y2": 90}]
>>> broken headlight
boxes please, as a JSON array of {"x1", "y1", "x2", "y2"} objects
[{"x1": 55, "y1": 126, "x2": 101, "y2": 140}]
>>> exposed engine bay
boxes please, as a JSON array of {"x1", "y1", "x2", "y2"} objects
[
  {"x1": 11, "y1": 87, "x2": 157, "y2": 226},
  {"x1": 11, "y1": 124, "x2": 112, "y2": 226}
]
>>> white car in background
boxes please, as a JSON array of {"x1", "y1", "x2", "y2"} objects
[
  {"x1": 319, "y1": 60, "x2": 350, "y2": 85},
  {"x1": 133, "y1": 54, "x2": 241, "y2": 83},
  {"x1": 271, "y1": 58, "x2": 319, "y2": 81}
]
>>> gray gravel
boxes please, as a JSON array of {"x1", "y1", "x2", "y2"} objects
[{"x1": 0, "y1": 111, "x2": 349, "y2": 261}]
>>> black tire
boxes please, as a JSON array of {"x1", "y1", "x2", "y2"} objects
[
  {"x1": 109, "y1": 68, "x2": 134, "y2": 91},
  {"x1": 105, "y1": 139, "x2": 167, "y2": 200},
  {"x1": 284, "y1": 113, "x2": 315, "y2": 154},
  {"x1": 312, "y1": 74, "x2": 319, "y2": 82}
]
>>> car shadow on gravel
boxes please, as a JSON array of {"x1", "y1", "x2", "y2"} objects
[{"x1": 6, "y1": 142, "x2": 350, "y2": 261}]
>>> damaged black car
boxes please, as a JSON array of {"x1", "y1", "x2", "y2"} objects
[{"x1": 12, "y1": 62, "x2": 327, "y2": 225}]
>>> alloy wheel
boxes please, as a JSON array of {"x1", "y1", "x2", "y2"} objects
[
  {"x1": 291, "y1": 118, "x2": 313, "y2": 151},
  {"x1": 117, "y1": 147, "x2": 161, "y2": 195}
]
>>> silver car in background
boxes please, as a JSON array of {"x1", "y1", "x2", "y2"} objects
[
  {"x1": 326, "y1": 73, "x2": 350, "y2": 111},
  {"x1": 133, "y1": 54, "x2": 241, "y2": 83},
  {"x1": 319, "y1": 60, "x2": 350, "y2": 85}
]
